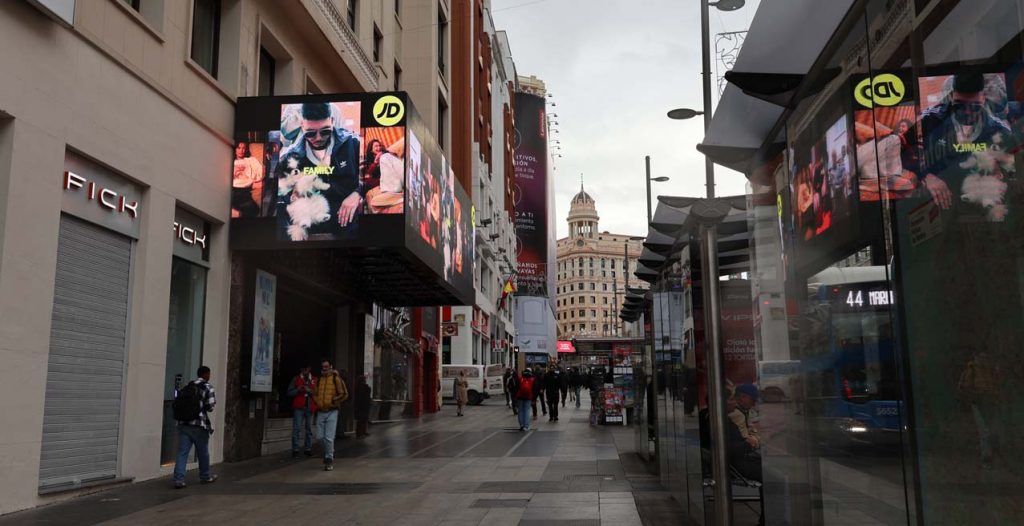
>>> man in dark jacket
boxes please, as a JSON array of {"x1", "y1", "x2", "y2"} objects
[
  {"x1": 545, "y1": 367, "x2": 565, "y2": 422},
  {"x1": 278, "y1": 102, "x2": 363, "y2": 241},
  {"x1": 558, "y1": 364, "x2": 569, "y2": 408},
  {"x1": 532, "y1": 366, "x2": 546, "y2": 420}
]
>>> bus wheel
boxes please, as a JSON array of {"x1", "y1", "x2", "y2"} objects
[{"x1": 469, "y1": 391, "x2": 484, "y2": 406}]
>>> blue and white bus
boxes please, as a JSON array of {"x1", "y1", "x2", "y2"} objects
[{"x1": 804, "y1": 265, "x2": 903, "y2": 446}]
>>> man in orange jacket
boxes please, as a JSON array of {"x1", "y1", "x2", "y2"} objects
[{"x1": 313, "y1": 358, "x2": 348, "y2": 471}]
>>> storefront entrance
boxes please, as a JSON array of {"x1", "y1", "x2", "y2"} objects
[{"x1": 269, "y1": 285, "x2": 334, "y2": 418}]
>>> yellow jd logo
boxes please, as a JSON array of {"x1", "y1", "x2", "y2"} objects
[
  {"x1": 372, "y1": 95, "x2": 405, "y2": 126},
  {"x1": 854, "y1": 74, "x2": 905, "y2": 108}
]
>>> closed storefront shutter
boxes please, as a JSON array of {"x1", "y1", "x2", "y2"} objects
[{"x1": 39, "y1": 215, "x2": 132, "y2": 489}]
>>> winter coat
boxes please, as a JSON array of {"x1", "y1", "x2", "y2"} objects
[
  {"x1": 515, "y1": 376, "x2": 536, "y2": 401},
  {"x1": 287, "y1": 374, "x2": 318, "y2": 412},
  {"x1": 454, "y1": 377, "x2": 469, "y2": 404},
  {"x1": 314, "y1": 370, "x2": 348, "y2": 411},
  {"x1": 544, "y1": 370, "x2": 563, "y2": 397}
]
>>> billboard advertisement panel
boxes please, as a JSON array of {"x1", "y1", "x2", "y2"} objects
[
  {"x1": 232, "y1": 92, "x2": 407, "y2": 244},
  {"x1": 513, "y1": 92, "x2": 550, "y2": 297},
  {"x1": 231, "y1": 92, "x2": 473, "y2": 303}
]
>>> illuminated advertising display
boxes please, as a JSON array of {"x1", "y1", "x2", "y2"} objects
[
  {"x1": 230, "y1": 92, "x2": 473, "y2": 303},
  {"x1": 556, "y1": 340, "x2": 575, "y2": 353},
  {"x1": 512, "y1": 92, "x2": 550, "y2": 297}
]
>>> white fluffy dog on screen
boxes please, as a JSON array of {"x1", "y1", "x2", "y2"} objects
[{"x1": 277, "y1": 152, "x2": 332, "y2": 241}]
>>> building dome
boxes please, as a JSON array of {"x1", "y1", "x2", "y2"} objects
[{"x1": 568, "y1": 183, "x2": 599, "y2": 239}]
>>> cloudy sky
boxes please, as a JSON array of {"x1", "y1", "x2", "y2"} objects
[{"x1": 492, "y1": 0, "x2": 761, "y2": 239}]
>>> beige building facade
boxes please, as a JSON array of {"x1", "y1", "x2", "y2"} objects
[
  {"x1": 555, "y1": 186, "x2": 643, "y2": 339},
  {"x1": 0, "y1": 0, "x2": 449, "y2": 515}
]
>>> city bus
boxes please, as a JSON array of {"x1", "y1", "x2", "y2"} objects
[{"x1": 803, "y1": 265, "x2": 903, "y2": 446}]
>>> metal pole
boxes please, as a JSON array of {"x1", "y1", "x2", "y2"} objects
[
  {"x1": 701, "y1": 0, "x2": 716, "y2": 199},
  {"x1": 645, "y1": 155, "x2": 653, "y2": 224},
  {"x1": 700, "y1": 222, "x2": 732, "y2": 524},
  {"x1": 701, "y1": 0, "x2": 729, "y2": 522}
]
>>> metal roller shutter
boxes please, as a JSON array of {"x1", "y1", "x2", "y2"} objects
[{"x1": 39, "y1": 215, "x2": 132, "y2": 489}]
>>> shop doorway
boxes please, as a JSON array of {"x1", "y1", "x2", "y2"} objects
[{"x1": 269, "y1": 285, "x2": 334, "y2": 417}]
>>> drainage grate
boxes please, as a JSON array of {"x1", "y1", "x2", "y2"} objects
[
  {"x1": 470, "y1": 499, "x2": 530, "y2": 508},
  {"x1": 520, "y1": 517, "x2": 598, "y2": 521},
  {"x1": 562, "y1": 474, "x2": 615, "y2": 481}
]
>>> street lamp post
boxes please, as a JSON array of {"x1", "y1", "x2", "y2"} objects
[
  {"x1": 645, "y1": 156, "x2": 670, "y2": 224},
  {"x1": 668, "y1": 0, "x2": 745, "y2": 524}
]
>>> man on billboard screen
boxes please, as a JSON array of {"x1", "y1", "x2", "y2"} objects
[{"x1": 278, "y1": 102, "x2": 363, "y2": 241}]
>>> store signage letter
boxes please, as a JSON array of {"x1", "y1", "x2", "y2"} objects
[{"x1": 63, "y1": 171, "x2": 139, "y2": 219}]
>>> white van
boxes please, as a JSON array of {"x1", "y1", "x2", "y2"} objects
[{"x1": 441, "y1": 364, "x2": 505, "y2": 405}]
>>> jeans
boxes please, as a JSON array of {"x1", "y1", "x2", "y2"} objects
[
  {"x1": 173, "y1": 425, "x2": 211, "y2": 483},
  {"x1": 574, "y1": 386, "x2": 582, "y2": 408},
  {"x1": 516, "y1": 399, "x2": 532, "y2": 429},
  {"x1": 292, "y1": 408, "x2": 313, "y2": 452},
  {"x1": 316, "y1": 409, "x2": 339, "y2": 461}
]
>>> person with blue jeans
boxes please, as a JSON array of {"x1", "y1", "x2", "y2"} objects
[
  {"x1": 287, "y1": 365, "x2": 318, "y2": 458},
  {"x1": 515, "y1": 369, "x2": 535, "y2": 432},
  {"x1": 173, "y1": 365, "x2": 217, "y2": 489},
  {"x1": 313, "y1": 358, "x2": 348, "y2": 471}
]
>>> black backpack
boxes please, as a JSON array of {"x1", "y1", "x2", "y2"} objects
[{"x1": 173, "y1": 382, "x2": 203, "y2": 422}]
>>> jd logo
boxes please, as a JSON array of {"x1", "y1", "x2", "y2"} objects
[
  {"x1": 372, "y1": 95, "x2": 405, "y2": 126},
  {"x1": 854, "y1": 73, "x2": 906, "y2": 108}
]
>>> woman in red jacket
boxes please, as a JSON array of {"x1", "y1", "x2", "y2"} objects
[{"x1": 287, "y1": 365, "x2": 318, "y2": 458}]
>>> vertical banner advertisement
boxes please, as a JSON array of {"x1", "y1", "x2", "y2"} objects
[
  {"x1": 512, "y1": 93, "x2": 549, "y2": 297},
  {"x1": 250, "y1": 270, "x2": 277, "y2": 392}
]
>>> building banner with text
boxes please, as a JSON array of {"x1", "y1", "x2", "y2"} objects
[{"x1": 513, "y1": 93, "x2": 549, "y2": 297}]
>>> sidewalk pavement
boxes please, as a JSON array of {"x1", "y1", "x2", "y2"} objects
[{"x1": 0, "y1": 392, "x2": 685, "y2": 526}]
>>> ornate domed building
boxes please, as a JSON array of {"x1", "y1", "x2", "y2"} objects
[{"x1": 556, "y1": 184, "x2": 643, "y2": 338}]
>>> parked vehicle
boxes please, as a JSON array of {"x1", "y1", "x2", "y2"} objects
[{"x1": 441, "y1": 365, "x2": 496, "y2": 405}]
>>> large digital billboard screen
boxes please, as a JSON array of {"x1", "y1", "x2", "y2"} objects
[
  {"x1": 231, "y1": 92, "x2": 473, "y2": 303},
  {"x1": 232, "y1": 93, "x2": 407, "y2": 245},
  {"x1": 513, "y1": 92, "x2": 550, "y2": 297}
]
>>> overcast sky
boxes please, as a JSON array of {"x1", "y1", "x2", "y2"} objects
[{"x1": 492, "y1": 0, "x2": 761, "y2": 239}]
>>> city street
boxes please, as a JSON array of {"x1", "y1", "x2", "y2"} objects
[{"x1": 0, "y1": 394, "x2": 680, "y2": 526}]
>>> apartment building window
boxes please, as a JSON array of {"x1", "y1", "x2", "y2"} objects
[
  {"x1": 578, "y1": 310, "x2": 584, "y2": 317},
  {"x1": 438, "y1": 96, "x2": 447, "y2": 149},
  {"x1": 437, "y1": 10, "x2": 447, "y2": 74},
  {"x1": 602, "y1": 284, "x2": 607, "y2": 291},
  {"x1": 347, "y1": 0, "x2": 357, "y2": 31},
  {"x1": 373, "y1": 25, "x2": 383, "y2": 63},
  {"x1": 591, "y1": 324, "x2": 597, "y2": 331},
  {"x1": 590, "y1": 296, "x2": 596, "y2": 304},
  {"x1": 591, "y1": 310, "x2": 596, "y2": 317},
  {"x1": 123, "y1": 0, "x2": 141, "y2": 10},
  {"x1": 394, "y1": 61, "x2": 402, "y2": 91},
  {"x1": 190, "y1": 0, "x2": 221, "y2": 77},
  {"x1": 257, "y1": 47, "x2": 275, "y2": 96},
  {"x1": 603, "y1": 297, "x2": 608, "y2": 304},
  {"x1": 590, "y1": 283, "x2": 595, "y2": 291},
  {"x1": 394, "y1": 0, "x2": 400, "y2": 16},
  {"x1": 570, "y1": 297, "x2": 574, "y2": 305}
]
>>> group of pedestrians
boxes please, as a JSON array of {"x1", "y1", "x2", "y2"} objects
[
  {"x1": 503, "y1": 363, "x2": 589, "y2": 431},
  {"x1": 287, "y1": 359, "x2": 373, "y2": 471}
]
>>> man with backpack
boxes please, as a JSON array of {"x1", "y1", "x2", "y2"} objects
[
  {"x1": 514, "y1": 369, "x2": 535, "y2": 432},
  {"x1": 172, "y1": 365, "x2": 217, "y2": 489},
  {"x1": 314, "y1": 358, "x2": 348, "y2": 471},
  {"x1": 287, "y1": 364, "x2": 317, "y2": 458}
]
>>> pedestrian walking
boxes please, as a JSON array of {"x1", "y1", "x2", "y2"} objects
[
  {"x1": 454, "y1": 370, "x2": 469, "y2": 416},
  {"x1": 355, "y1": 373, "x2": 372, "y2": 438},
  {"x1": 507, "y1": 368, "x2": 520, "y2": 415},
  {"x1": 532, "y1": 366, "x2": 546, "y2": 420},
  {"x1": 287, "y1": 364, "x2": 317, "y2": 458},
  {"x1": 569, "y1": 368, "x2": 583, "y2": 409},
  {"x1": 313, "y1": 358, "x2": 348, "y2": 471},
  {"x1": 545, "y1": 366, "x2": 563, "y2": 422},
  {"x1": 515, "y1": 369, "x2": 536, "y2": 431},
  {"x1": 503, "y1": 367, "x2": 515, "y2": 408},
  {"x1": 171, "y1": 365, "x2": 218, "y2": 489},
  {"x1": 559, "y1": 365, "x2": 569, "y2": 408}
]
